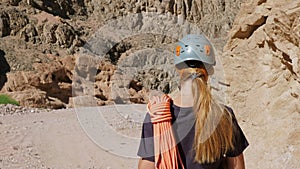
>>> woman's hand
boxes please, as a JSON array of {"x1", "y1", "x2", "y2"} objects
[
  {"x1": 226, "y1": 153, "x2": 245, "y2": 169},
  {"x1": 147, "y1": 94, "x2": 171, "y2": 121},
  {"x1": 138, "y1": 158, "x2": 155, "y2": 169},
  {"x1": 148, "y1": 94, "x2": 170, "y2": 106}
]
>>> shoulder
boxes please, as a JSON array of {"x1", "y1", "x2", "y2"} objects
[
  {"x1": 143, "y1": 112, "x2": 152, "y2": 124},
  {"x1": 223, "y1": 105, "x2": 237, "y2": 120},
  {"x1": 224, "y1": 105, "x2": 234, "y2": 114}
]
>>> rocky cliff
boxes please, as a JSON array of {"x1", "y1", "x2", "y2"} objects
[
  {"x1": 223, "y1": 0, "x2": 300, "y2": 168},
  {"x1": 0, "y1": 0, "x2": 244, "y2": 108}
]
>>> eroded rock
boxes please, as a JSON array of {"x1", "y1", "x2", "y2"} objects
[
  {"x1": 6, "y1": 9, "x2": 28, "y2": 35},
  {"x1": 19, "y1": 23, "x2": 38, "y2": 43},
  {"x1": 0, "y1": 12, "x2": 10, "y2": 37},
  {"x1": 1, "y1": 55, "x2": 74, "y2": 108},
  {"x1": 223, "y1": 0, "x2": 300, "y2": 168},
  {"x1": 55, "y1": 23, "x2": 76, "y2": 48}
]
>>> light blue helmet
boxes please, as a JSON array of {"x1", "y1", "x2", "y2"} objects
[{"x1": 174, "y1": 34, "x2": 216, "y2": 74}]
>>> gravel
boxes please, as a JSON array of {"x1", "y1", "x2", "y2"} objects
[{"x1": 0, "y1": 104, "x2": 51, "y2": 116}]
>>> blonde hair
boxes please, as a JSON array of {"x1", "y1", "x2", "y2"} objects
[{"x1": 180, "y1": 67, "x2": 234, "y2": 164}]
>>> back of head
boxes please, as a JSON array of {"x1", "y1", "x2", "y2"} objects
[{"x1": 174, "y1": 34, "x2": 216, "y2": 75}]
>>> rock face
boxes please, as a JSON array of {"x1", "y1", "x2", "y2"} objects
[
  {"x1": 223, "y1": 0, "x2": 300, "y2": 168},
  {"x1": 72, "y1": 54, "x2": 116, "y2": 107},
  {"x1": 0, "y1": 0, "x2": 244, "y2": 108},
  {"x1": 1, "y1": 55, "x2": 74, "y2": 109},
  {"x1": 110, "y1": 48, "x2": 176, "y2": 104},
  {"x1": 90, "y1": 0, "x2": 244, "y2": 49}
]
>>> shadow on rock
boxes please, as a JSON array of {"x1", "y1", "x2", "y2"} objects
[
  {"x1": 0, "y1": 50, "x2": 10, "y2": 90},
  {"x1": 30, "y1": 0, "x2": 76, "y2": 19}
]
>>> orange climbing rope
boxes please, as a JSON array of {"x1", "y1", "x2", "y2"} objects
[{"x1": 147, "y1": 95, "x2": 185, "y2": 169}]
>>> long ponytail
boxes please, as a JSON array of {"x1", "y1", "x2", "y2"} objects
[{"x1": 191, "y1": 68, "x2": 234, "y2": 164}]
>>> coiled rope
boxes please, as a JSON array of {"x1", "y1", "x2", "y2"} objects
[{"x1": 147, "y1": 95, "x2": 185, "y2": 169}]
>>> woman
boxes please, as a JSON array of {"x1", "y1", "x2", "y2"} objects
[{"x1": 138, "y1": 34, "x2": 249, "y2": 169}]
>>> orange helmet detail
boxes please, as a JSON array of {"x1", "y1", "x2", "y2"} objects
[
  {"x1": 174, "y1": 34, "x2": 216, "y2": 66},
  {"x1": 176, "y1": 46, "x2": 181, "y2": 56},
  {"x1": 204, "y1": 45, "x2": 211, "y2": 56}
]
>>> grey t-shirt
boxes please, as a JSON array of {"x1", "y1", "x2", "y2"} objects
[{"x1": 137, "y1": 104, "x2": 249, "y2": 169}]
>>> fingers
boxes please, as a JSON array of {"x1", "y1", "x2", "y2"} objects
[
  {"x1": 149, "y1": 95, "x2": 170, "y2": 104},
  {"x1": 147, "y1": 94, "x2": 171, "y2": 121},
  {"x1": 161, "y1": 94, "x2": 170, "y2": 102}
]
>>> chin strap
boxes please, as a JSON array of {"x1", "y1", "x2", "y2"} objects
[{"x1": 147, "y1": 95, "x2": 185, "y2": 169}]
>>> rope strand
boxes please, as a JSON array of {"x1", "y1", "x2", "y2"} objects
[{"x1": 147, "y1": 95, "x2": 185, "y2": 169}]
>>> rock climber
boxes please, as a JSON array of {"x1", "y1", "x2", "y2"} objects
[{"x1": 137, "y1": 34, "x2": 249, "y2": 169}]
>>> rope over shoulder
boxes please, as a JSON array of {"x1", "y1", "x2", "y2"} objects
[{"x1": 147, "y1": 94, "x2": 185, "y2": 169}]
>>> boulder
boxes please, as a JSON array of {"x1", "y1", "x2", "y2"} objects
[{"x1": 6, "y1": 89, "x2": 65, "y2": 109}]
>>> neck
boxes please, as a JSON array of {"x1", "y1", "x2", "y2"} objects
[{"x1": 173, "y1": 79, "x2": 194, "y2": 107}]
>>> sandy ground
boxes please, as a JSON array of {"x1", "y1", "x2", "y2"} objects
[
  {"x1": 1, "y1": 104, "x2": 299, "y2": 169},
  {"x1": 0, "y1": 105, "x2": 146, "y2": 169}
]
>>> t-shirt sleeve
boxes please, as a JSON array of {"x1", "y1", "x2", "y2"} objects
[
  {"x1": 226, "y1": 107, "x2": 249, "y2": 157},
  {"x1": 137, "y1": 113, "x2": 155, "y2": 162}
]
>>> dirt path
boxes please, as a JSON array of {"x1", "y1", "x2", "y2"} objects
[{"x1": 0, "y1": 106, "x2": 143, "y2": 169}]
